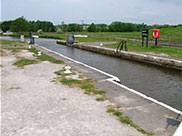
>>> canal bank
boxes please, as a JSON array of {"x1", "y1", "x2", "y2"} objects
[
  {"x1": 31, "y1": 43, "x2": 182, "y2": 136},
  {"x1": 1, "y1": 36, "x2": 182, "y2": 112},
  {"x1": 57, "y1": 40, "x2": 182, "y2": 71}
]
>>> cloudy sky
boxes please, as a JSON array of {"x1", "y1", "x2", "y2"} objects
[{"x1": 1, "y1": 0, "x2": 182, "y2": 25}]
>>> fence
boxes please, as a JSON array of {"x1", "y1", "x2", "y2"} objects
[{"x1": 84, "y1": 33, "x2": 182, "y2": 47}]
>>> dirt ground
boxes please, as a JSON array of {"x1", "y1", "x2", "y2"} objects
[{"x1": 1, "y1": 48, "x2": 145, "y2": 136}]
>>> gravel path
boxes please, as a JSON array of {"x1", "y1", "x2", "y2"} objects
[{"x1": 1, "y1": 49, "x2": 144, "y2": 136}]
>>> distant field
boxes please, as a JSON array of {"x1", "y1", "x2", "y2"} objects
[
  {"x1": 75, "y1": 26, "x2": 182, "y2": 42},
  {"x1": 5, "y1": 26, "x2": 182, "y2": 42},
  {"x1": 38, "y1": 26, "x2": 182, "y2": 42}
]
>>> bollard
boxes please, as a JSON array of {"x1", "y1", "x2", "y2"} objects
[
  {"x1": 64, "y1": 66, "x2": 72, "y2": 74},
  {"x1": 38, "y1": 51, "x2": 42, "y2": 56},
  {"x1": 20, "y1": 35, "x2": 25, "y2": 42}
]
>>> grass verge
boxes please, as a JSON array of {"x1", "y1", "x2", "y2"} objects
[
  {"x1": 96, "y1": 97, "x2": 106, "y2": 101},
  {"x1": 13, "y1": 59, "x2": 38, "y2": 67},
  {"x1": 54, "y1": 70, "x2": 106, "y2": 96},
  {"x1": 28, "y1": 48, "x2": 64, "y2": 64},
  {"x1": 0, "y1": 39, "x2": 26, "y2": 46},
  {"x1": 104, "y1": 41, "x2": 182, "y2": 59},
  {"x1": 107, "y1": 106, "x2": 154, "y2": 136}
]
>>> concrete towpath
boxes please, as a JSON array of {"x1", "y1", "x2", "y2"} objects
[
  {"x1": 34, "y1": 43, "x2": 182, "y2": 136},
  {"x1": 1, "y1": 49, "x2": 144, "y2": 136}
]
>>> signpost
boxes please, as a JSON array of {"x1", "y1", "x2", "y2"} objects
[
  {"x1": 142, "y1": 29, "x2": 149, "y2": 47},
  {"x1": 153, "y1": 29, "x2": 160, "y2": 45}
]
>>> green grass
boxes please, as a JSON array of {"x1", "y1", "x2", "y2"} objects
[
  {"x1": 104, "y1": 41, "x2": 182, "y2": 59},
  {"x1": 37, "y1": 53, "x2": 64, "y2": 64},
  {"x1": 57, "y1": 72, "x2": 106, "y2": 96},
  {"x1": 28, "y1": 48, "x2": 39, "y2": 54},
  {"x1": 96, "y1": 97, "x2": 106, "y2": 101},
  {"x1": 28, "y1": 48, "x2": 64, "y2": 64},
  {"x1": 13, "y1": 59, "x2": 38, "y2": 67},
  {"x1": 61, "y1": 78, "x2": 82, "y2": 86},
  {"x1": 7, "y1": 26, "x2": 182, "y2": 42},
  {"x1": 39, "y1": 33, "x2": 67, "y2": 40},
  {"x1": 76, "y1": 26, "x2": 182, "y2": 41},
  {"x1": 0, "y1": 39, "x2": 26, "y2": 46},
  {"x1": 107, "y1": 107, "x2": 154, "y2": 136},
  {"x1": 54, "y1": 70, "x2": 63, "y2": 75}
]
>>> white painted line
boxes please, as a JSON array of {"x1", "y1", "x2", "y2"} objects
[
  {"x1": 34, "y1": 44, "x2": 119, "y2": 80},
  {"x1": 107, "y1": 78, "x2": 182, "y2": 115},
  {"x1": 35, "y1": 44, "x2": 182, "y2": 115},
  {"x1": 173, "y1": 122, "x2": 182, "y2": 136}
]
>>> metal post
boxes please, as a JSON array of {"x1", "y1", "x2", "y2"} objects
[
  {"x1": 120, "y1": 41, "x2": 124, "y2": 51},
  {"x1": 146, "y1": 37, "x2": 148, "y2": 47},
  {"x1": 155, "y1": 38, "x2": 157, "y2": 46},
  {"x1": 125, "y1": 41, "x2": 128, "y2": 51},
  {"x1": 142, "y1": 37, "x2": 144, "y2": 46}
]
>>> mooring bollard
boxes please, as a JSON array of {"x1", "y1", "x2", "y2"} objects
[
  {"x1": 64, "y1": 66, "x2": 72, "y2": 74},
  {"x1": 38, "y1": 51, "x2": 42, "y2": 56},
  {"x1": 20, "y1": 35, "x2": 25, "y2": 43}
]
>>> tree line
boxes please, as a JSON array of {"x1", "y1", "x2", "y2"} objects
[
  {"x1": 57, "y1": 22, "x2": 149, "y2": 32},
  {"x1": 0, "y1": 17, "x2": 55, "y2": 32},
  {"x1": 0, "y1": 17, "x2": 181, "y2": 33}
]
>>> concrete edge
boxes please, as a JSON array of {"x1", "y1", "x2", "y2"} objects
[
  {"x1": 57, "y1": 40, "x2": 182, "y2": 71},
  {"x1": 34, "y1": 43, "x2": 182, "y2": 116}
]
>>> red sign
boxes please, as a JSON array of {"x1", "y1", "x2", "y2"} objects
[{"x1": 153, "y1": 29, "x2": 160, "y2": 38}]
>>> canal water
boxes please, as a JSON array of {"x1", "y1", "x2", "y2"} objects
[{"x1": 1, "y1": 36, "x2": 182, "y2": 111}]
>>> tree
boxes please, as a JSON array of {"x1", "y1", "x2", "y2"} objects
[
  {"x1": 96, "y1": 24, "x2": 108, "y2": 32},
  {"x1": 0, "y1": 28, "x2": 3, "y2": 34},
  {"x1": 10, "y1": 17, "x2": 29, "y2": 32},
  {"x1": 87, "y1": 23, "x2": 97, "y2": 32},
  {"x1": 67, "y1": 24, "x2": 83, "y2": 32},
  {"x1": 0, "y1": 20, "x2": 13, "y2": 32}
]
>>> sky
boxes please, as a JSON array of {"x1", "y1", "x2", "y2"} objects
[{"x1": 1, "y1": 0, "x2": 182, "y2": 25}]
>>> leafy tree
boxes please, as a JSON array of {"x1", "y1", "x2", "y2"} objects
[
  {"x1": 87, "y1": 23, "x2": 97, "y2": 32},
  {"x1": 96, "y1": 24, "x2": 108, "y2": 32},
  {"x1": 0, "y1": 28, "x2": 3, "y2": 34},
  {"x1": 10, "y1": 17, "x2": 29, "y2": 32},
  {"x1": 0, "y1": 20, "x2": 13, "y2": 32},
  {"x1": 67, "y1": 24, "x2": 83, "y2": 32}
]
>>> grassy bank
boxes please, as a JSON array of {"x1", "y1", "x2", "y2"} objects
[
  {"x1": 104, "y1": 41, "x2": 182, "y2": 59},
  {"x1": 6, "y1": 25, "x2": 182, "y2": 42},
  {"x1": 39, "y1": 33, "x2": 116, "y2": 42},
  {"x1": 0, "y1": 39, "x2": 25, "y2": 46}
]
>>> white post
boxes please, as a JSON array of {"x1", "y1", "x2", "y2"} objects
[
  {"x1": 20, "y1": 35, "x2": 24, "y2": 42},
  {"x1": 64, "y1": 66, "x2": 72, "y2": 74},
  {"x1": 38, "y1": 51, "x2": 42, "y2": 56}
]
